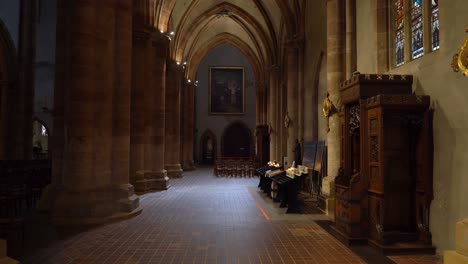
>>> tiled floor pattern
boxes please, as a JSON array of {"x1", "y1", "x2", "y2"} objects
[{"x1": 19, "y1": 167, "x2": 438, "y2": 264}]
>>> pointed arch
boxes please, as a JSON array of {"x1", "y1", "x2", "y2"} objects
[
  {"x1": 220, "y1": 120, "x2": 254, "y2": 158},
  {"x1": 187, "y1": 33, "x2": 264, "y2": 83},
  {"x1": 172, "y1": 2, "x2": 274, "y2": 65},
  {"x1": 0, "y1": 19, "x2": 18, "y2": 160}
]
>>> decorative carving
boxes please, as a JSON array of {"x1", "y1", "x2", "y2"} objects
[
  {"x1": 284, "y1": 112, "x2": 291, "y2": 128},
  {"x1": 322, "y1": 93, "x2": 337, "y2": 132},
  {"x1": 452, "y1": 28, "x2": 468, "y2": 76},
  {"x1": 370, "y1": 136, "x2": 378, "y2": 162},
  {"x1": 349, "y1": 105, "x2": 360, "y2": 134}
]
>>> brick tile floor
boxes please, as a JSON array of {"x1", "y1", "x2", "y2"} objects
[{"x1": 18, "y1": 167, "x2": 438, "y2": 264}]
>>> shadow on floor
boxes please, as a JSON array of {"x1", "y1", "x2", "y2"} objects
[{"x1": 315, "y1": 220, "x2": 397, "y2": 264}]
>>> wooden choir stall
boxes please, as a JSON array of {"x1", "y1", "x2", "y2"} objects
[{"x1": 331, "y1": 74, "x2": 435, "y2": 254}]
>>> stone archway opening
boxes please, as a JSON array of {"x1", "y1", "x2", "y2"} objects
[{"x1": 221, "y1": 121, "x2": 252, "y2": 158}]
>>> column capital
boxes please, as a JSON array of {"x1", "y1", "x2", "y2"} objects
[
  {"x1": 285, "y1": 35, "x2": 305, "y2": 50},
  {"x1": 167, "y1": 60, "x2": 184, "y2": 73},
  {"x1": 265, "y1": 64, "x2": 280, "y2": 73},
  {"x1": 151, "y1": 30, "x2": 170, "y2": 47},
  {"x1": 132, "y1": 29, "x2": 151, "y2": 43}
]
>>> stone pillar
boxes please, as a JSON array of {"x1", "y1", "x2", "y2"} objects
[
  {"x1": 129, "y1": 1, "x2": 169, "y2": 192},
  {"x1": 297, "y1": 40, "x2": 305, "y2": 148},
  {"x1": 256, "y1": 82, "x2": 267, "y2": 126},
  {"x1": 376, "y1": 0, "x2": 389, "y2": 72},
  {"x1": 0, "y1": 239, "x2": 18, "y2": 263},
  {"x1": 38, "y1": 0, "x2": 140, "y2": 225},
  {"x1": 165, "y1": 61, "x2": 183, "y2": 178},
  {"x1": 130, "y1": 28, "x2": 155, "y2": 188},
  {"x1": 286, "y1": 43, "x2": 298, "y2": 167},
  {"x1": 345, "y1": 0, "x2": 357, "y2": 78},
  {"x1": 181, "y1": 82, "x2": 195, "y2": 170},
  {"x1": 6, "y1": 0, "x2": 37, "y2": 159},
  {"x1": 268, "y1": 68, "x2": 278, "y2": 162},
  {"x1": 321, "y1": 0, "x2": 345, "y2": 215},
  {"x1": 149, "y1": 32, "x2": 170, "y2": 189}
]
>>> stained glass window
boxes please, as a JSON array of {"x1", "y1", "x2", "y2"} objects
[
  {"x1": 395, "y1": 0, "x2": 405, "y2": 66},
  {"x1": 411, "y1": 0, "x2": 424, "y2": 59},
  {"x1": 431, "y1": 0, "x2": 440, "y2": 50}
]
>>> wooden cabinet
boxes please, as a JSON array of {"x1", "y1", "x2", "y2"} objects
[
  {"x1": 332, "y1": 74, "x2": 435, "y2": 254},
  {"x1": 366, "y1": 95, "x2": 433, "y2": 250}
]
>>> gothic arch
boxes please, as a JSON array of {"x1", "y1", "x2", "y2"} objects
[
  {"x1": 0, "y1": 19, "x2": 18, "y2": 159},
  {"x1": 199, "y1": 129, "x2": 217, "y2": 165},
  {"x1": 187, "y1": 33, "x2": 263, "y2": 82},
  {"x1": 220, "y1": 120, "x2": 253, "y2": 158}
]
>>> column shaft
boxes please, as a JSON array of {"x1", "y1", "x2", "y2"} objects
[
  {"x1": 268, "y1": 70, "x2": 278, "y2": 162},
  {"x1": 38, "y1": 0, "x2": 140, "y2": 224},
  {"x1": 323, "y1": 0, "x2": 345, "y2": 200},
  {"x1": 164, "y1": 62, "x2": 183, "y2": 178},
  {"x1": 150, "y1": 33, "x2": 170, "y2": 188},
  {"x1": 181, "y1": 83, "x2": 195, "y2": 170},
  {"x1": 286, "y1": 46, "x2": 298, "y2": 167},
  {"x1": 345, "y1": 0, "x2": 357, "y2": 78}
]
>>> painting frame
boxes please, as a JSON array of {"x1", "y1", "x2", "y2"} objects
[{"x1": 209, "y1": 66, "x2": 245, "y2": 115}]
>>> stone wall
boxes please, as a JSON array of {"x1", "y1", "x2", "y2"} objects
[{"x1": 195, "y1": 44, "x2": 256, "y2": 162}]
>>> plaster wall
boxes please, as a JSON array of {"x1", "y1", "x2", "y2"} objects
[
  {"x1": 0, "y1": 1, "x2": 20, "y2": 49},
  {"x1": 356, "y1": 0, "x2": 468, "y2": 253},
  {"x1": 304, "y1": 0, "x2": 327, "y2": 143},
  {"x1": 194, "y1": 44, "x2": 256, "y2": 162}
]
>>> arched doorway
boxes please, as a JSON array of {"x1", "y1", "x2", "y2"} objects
[
  {"x1": 199, "y1": 130, "x2": 217, "y2": 165},
  {"x1": 32, "y1": 118, "x2": 49, "y2": 159},
  {"x1": 221, "y1": 121, "x2": 252, "y2": 158}
]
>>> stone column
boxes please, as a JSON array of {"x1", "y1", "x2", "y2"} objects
[
  {"x1": 181, "y1": 82, "x2": 195, "y2": 170},
  {"x1": 129, "y1": 1, "x2": 169, "y2": 192},
  {"x1": 268, "y1": 69, "x2": 277, "y2": 162},
  {"x1": 7, "y1": 0, "x2": 37, "y2": 159},
  {"x1": 345, "y1": 0, "x2": 357, "y2": 78},
  {"x1": 38, "y1": 0, "x2": 140, "y2": 225},
  {"x1": 256, "y1": 83, "x2": 267, "y2": 126},
  {"x1": 149, "y1": 32, "x2": 170, "y2": 189},
  {"x1": 322, "y1": 0, "x2": 345, "y2": 214},
  {"x1": 165, "y1": 61, "x2": 183, "y2": 178},
  {"x1": 286, "y1": 43, "x2": 298, "y2": 167},
  {"x1": 297, "y1": 40, "x2": 305, "y2": 148}
]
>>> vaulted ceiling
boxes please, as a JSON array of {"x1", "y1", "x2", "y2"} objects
[{"x1": 153, "y1": 0, "x2": 304, "y2": 80}]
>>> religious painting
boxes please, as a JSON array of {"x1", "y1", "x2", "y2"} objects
[{"x1": 209, "y1": 67, "x2": 244, "y2": 114}]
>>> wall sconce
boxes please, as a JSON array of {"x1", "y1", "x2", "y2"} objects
[{"x1": 451, "y1": 28, "x2": 468, "y2": 76}]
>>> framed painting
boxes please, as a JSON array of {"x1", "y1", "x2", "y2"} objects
[{"x1": 209, "y1": 66, "x2": 244, "y2": 115}]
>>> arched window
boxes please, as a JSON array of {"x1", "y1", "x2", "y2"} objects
[
  {"x1": 392, "y1": 0, "x2": 440, "y2": 67},
  {"x1": 411, "y1": 0, "x2": 423, "y2": 59},
  {"x1": 431, "y1": 0, "x2": 439, "y2": 51},
  {"x1": 395, "y1": 0, "x2": 405, "y2": 66}
]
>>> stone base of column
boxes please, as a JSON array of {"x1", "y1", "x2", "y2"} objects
[
  {"x1": 165, "y1": 164, "x2": 183, "y2": 178},
  {"x1": 445, "y1": 251, "x2": 468, "y2": 264},
  {"x1": 131, "y1": 170, "x2": 170, "y2": 192},
  {"x1": 182, "y1": 161, "x2": 195, "y2": 171},
  {"x1": 317, "y1": 195, "x2": 335, "y2": 217},
  {"x1": 37, "y1": 183, "x2": 142, "y2": 226},
  {"x1": 0, "y1": 239, "x2": 18, "y2": 264}
]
